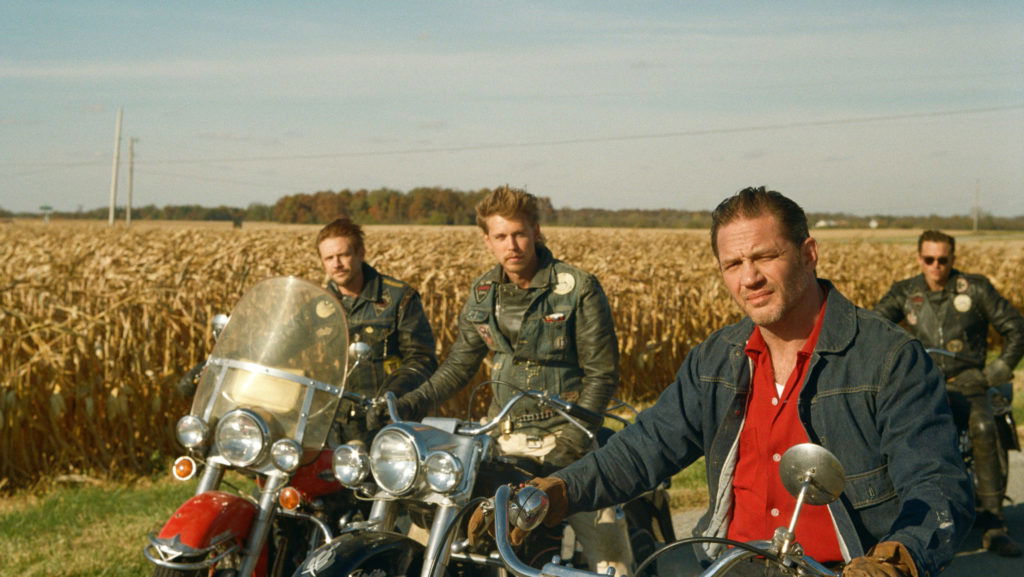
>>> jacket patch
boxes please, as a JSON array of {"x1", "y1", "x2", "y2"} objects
[
  {"x1": 475, "y1": 283, "x2": 492, "y2": 303},
  {"x1": 953, "y1": 294, "x2": 971, "y2": 313},
  {"x1": 955, "y1": 276, "x2": 968, "y2": 293},
  {"x1": 476, "y1": 324, "x2": 495, "y2": 348},
  {"x1": 465, "y1": 309, "x2": 489, "y2": 323},
  {"x1": 553, "y1": 272, "x2": 575, "y2": 295}
]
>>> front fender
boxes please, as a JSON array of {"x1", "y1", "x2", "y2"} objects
[
  {"x1": 154, "y1": 491, "x2": 257, "y2": 551},
  {"x1": 294, "y1": 530, "x2": 423, "y2": 577}
]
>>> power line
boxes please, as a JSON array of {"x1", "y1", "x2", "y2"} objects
[{"x1": 1, "y1": 103, "x2": 1021, "y2": 170}]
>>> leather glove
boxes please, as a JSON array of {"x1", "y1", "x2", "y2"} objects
[
  {"x1": 467, "y1": 477, "x2": 570, "y2": 547},
  {"x1": 842, "y1": 541, "x2": 919, "y2": 577},
  {"x1": 364, "y1": 402, "x2": 389, "y2": 431},
  {"x1": 949, "y1": 368, "x2": 989, "y2": 397},
  {"x1": 983, "y1": 359, "x2": 1012, "y2": 389},
  {"x1": 395, "y1": 395, "x2": 422, "y2": 421}
]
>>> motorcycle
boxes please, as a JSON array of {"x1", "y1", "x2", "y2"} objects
[
  {"x1": 292, "y1": 385, "x2": 672, "y2": 577},
  {"x1": 925, "y1": 347, "x2": 1020, "y2": 501},
  {"x1": 143, "y1": 276, "x2": 376, "y2": 577},
  {"x1": 490, "y1": 443, "x2": 846, "y2": 577}
]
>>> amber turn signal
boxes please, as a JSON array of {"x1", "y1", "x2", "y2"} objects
[
  {"x1": 172, "y1": 456, "x2": 197, "y2": 481},
  {"x1": 279, "y1": 486, "x2": 304, "y2": 511}
]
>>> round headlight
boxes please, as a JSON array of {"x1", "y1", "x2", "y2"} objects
[
  {"x1": 370, "y1": 429, "x2": 419, "y2": 495},
  {"x1": 424, "y1": 451, "x2": 463, "y2": 494},
  {"x1": 176, "y1": 415, "x2": 208, "y2": 449},
  {"x1": 215, "y1": 409, "x2": 268, "y2": 467},
  {"x1": 332, "y1": 444, "x2": 369, "y2": 486},
  {"x1": 271, "y1": 439, "x2": 303, "y2": 473}
]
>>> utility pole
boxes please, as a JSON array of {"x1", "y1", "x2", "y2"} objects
[
  {"x1": 126, "y1": 138, "x2": 137, "y2": 227},
  {"x1": 972, "y1": 180, "x2": 979, "y2": 233},
  {"x1": 108, "y1": 108, "x2": 123, "y2": 226}
]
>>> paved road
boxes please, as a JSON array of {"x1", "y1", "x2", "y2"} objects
[{"x1": 668, "y1": 450, "x2": 1024, "y2": 576}]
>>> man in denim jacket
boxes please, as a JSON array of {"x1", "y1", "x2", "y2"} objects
[{"x1": 496, "y1": 188, "x2": 973, "y2": 577}]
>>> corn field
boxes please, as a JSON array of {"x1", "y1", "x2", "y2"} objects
[{"x1": 2, "y1": 221, "x2": 1022, "y2": 491}]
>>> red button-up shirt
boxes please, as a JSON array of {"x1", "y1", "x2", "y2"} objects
[{"x1": 727, "y1": 294, "x2": 842, "y2": 562}]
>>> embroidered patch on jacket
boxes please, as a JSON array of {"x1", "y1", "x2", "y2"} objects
[
  {"x1": 955, "y1": 276, "x2": 969, "y2": 293},
  {"x1": 953, "y1": 294, "x2": 972, "y2": 313},
  {"x1": 946, "y1": 339, "x2": 964, "y2": 353},
  {"x1": 475, "y1": 324, "x2": 496, "y2": 347},
  {"x1": 553, "y1": 272, "x2": 576, "y2": 295},
  {"x1": 475, "y1": 283, "x2": 492, "y2": 303}
]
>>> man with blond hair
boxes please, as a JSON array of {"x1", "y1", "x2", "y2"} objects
[{"x1": 398, "y1": 186, "x2": 632, "y2": 575}]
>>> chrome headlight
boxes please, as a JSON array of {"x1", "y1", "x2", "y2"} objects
[
  {"x1": 332, "y1": 444, "x2": 370, "y2": 486},
  {"x1": 215, "y1": 409, "x2": 268, "y2": 467},
  {"x1": 271, "y1": 439, "x2": 303, "y2": 473},
  {"x1": 176, "y1": 415, "x2": 208, "y2": 449},
  {"x1": 370, "y1": 429, "x2": 419, "y2": 495},
  {"x1": 424, "y1": 451, "x2": 463, "y2": 494}
]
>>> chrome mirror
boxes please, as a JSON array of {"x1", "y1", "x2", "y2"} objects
[
  {"x1": 779, "y1": 443, "x2": 846, "y2": 506},
  {"x1": 211, "y1": 314, "x2": 230, "y2": 341},
  {"x1": 508, "y1": 485, "x2": 549, "y2": 532}
]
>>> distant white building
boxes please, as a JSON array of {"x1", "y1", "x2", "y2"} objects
[{"x1": 868, "y1": 218, "x2": 879, "y2": 229}]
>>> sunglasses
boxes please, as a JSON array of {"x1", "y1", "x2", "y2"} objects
[{"x1": 922, "y1": 256, "x2": 949, "y2": 266}]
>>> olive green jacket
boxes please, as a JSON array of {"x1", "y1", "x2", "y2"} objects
[
  {"x1": 402, "y1": 245, "x2": 619, "y2": 443},
  {"x1": 330, "y1": 263, "x2": 437, "y2": 440}
]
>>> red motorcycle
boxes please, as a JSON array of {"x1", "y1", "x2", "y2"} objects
[{"x1": 143, "y1": 276, "x2": 370, "y2": 577}]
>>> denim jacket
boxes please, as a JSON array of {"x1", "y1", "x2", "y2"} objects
[{"x1": 555, "y1": 281, "x2": 973, "y2": 577}]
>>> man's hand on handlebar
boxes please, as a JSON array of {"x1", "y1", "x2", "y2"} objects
[
  {"x1": 467, "y1": 477, "x2": 570, "y2": 547},
  {"x1": 842, "y1": 541, "x2": 919, "y2": 577}
]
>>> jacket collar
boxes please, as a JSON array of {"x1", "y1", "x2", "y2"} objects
[
  {"x1": 722, "y1": 279, "x2": 855, "y2": 355},
  {"x1": 481, "y1": 244, "x2": 557, "y2": 289},
  {"x1": 328, "y1": 262, "x2": 380, "y2": 304},
  {"x1": 909, "y1": 270, "x2": 963, "y2": 294}
]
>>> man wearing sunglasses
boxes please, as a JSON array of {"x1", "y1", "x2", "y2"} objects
[{"x1": 876, "y1": 229, "x2": 1024, "y2": 557}]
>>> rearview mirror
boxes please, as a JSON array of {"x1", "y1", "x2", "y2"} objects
[{"x1": 779, "y1": 443, "x2": 845, "y2": 506}]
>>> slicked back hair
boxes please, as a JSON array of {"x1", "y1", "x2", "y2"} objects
[
  {"x1": 710, "y1": 186, "x2": 810, "y2": 259},
  {"x1": 315, "y1": 217, "x2": 365, "y2": 255},
  {"x1": 475, "y1": 185, "x2": 542, "y2": 236},
  {"x1": 918, "y1": 229, "x2": 955, "y2": 255}
]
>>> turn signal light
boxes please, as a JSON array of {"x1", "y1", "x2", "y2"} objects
[
  {"x1": 172, "y1": 456, "x2": 197, "y2": 481},
  {"x1": 279, "y1": 486, "x2": 304, "y2": 511}
]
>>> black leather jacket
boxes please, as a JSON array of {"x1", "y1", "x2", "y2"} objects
[
  {"x1": 401, "y1": 245, "x2": 619, "y2": 447},
  {"x1": 330, "y1": 263, "x2": 437, "y2": 439},
  {"x1": 875, "y1": 270, "x2": 1024, "y2": 381}
]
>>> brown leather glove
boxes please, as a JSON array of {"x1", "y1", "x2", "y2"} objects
[
  {"x1": 842, "y1": 541, "x2": 919, "y2": 577},
  {"x1": 466, "y1": 477, "x2": 570, "y2": 547}
]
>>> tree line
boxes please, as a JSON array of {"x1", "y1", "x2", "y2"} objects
[{"x1": 3, "y1": 186, "x2": 1023, "y2": 230}]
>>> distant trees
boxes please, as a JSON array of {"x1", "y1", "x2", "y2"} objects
[{"x1": 18, "y1": 186, "x2": 1024, "y2": 230}]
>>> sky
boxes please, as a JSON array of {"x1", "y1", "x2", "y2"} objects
[{"x1": 2, "y1": 1, "x2": 1022, "y2": 217}]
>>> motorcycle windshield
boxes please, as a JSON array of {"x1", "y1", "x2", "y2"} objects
[{"x1": 191, "y1": 277, "x2": 348, "y2": 452}]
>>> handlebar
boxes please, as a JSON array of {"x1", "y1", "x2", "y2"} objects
[
  {"x1": 491, "y1": 484, "x2": 837, "y2": 577},
  {"x1": 455, "y1": 386, "x2": 600, "y2": 440}
]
